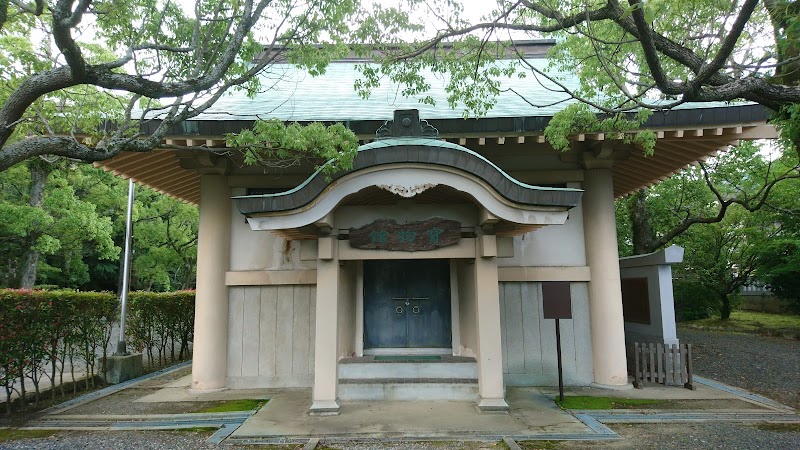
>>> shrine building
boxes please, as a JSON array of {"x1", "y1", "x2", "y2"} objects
[{"x1": 98, "y1": 41, "x2": 776, "y2": 414}]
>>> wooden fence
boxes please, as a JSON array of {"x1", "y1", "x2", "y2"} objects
[{"x1": 632, "y1": 342, "x2": 694, "y2": 390}]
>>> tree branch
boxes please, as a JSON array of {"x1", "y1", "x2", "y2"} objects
[{"x1": 688, "y1": 0, "x2": 759, "y2": 91}]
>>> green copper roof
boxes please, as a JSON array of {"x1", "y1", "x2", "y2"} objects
[
  {"x1": 176, "y1": 58, "x2": 740, "y2": 124},
  {"x1": 192, "y1": 59, "x2": 573, "y2": 122}
]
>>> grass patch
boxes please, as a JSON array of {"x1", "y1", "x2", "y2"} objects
[
  {"x1": 555, "y1": 395, "x2": 666, "y2": 410},
  {"x1": 243, "y1": 445, "x2": 305, "y2": 450},
  {"x1": 174, "y1": 426, "x2": 220, "y2": 433},
  {"x1": 683, "y1": 311, "x2": 800, "y2": 337},
  {"x1": 0, "y1": 429, "x2": 59, "y2": 443},
  {"x1": 196, "y1": 398, "x2": 267, "y2": 413},
  {"x1": 518, "y1": 440, "x2": 562, "y2": 450},
  {"x1": 754, "y1": 423, "x2": 800, "y2": 433}
]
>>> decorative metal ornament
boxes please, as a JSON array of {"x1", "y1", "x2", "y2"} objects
[
  {"x1": 376, "y1": 183, "x2": 438, "y2": 198},
  {"x1": 375, "y1": 109, "x2": 439, "y2": 139}
]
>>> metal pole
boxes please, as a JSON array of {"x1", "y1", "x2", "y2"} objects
[
  {"x1": 115, "y1": 179, "x2": 135, "y2": 356},
  {"x1": 556, "y1": 318, "x2": 564, "y2": 402}
]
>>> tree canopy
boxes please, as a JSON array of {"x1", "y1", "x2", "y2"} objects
[
  {"x1": 0, "y1": 162, "x2": 198, "y2": 291},
  {"x1": 369, "y1": 0, "x2": 800, "y2": 150},
  {"x1": 616, "y1": 141, "x2": 800, "y2": 319},
  {"x1": 0, "y1": 0, "x2": 414, "y2": 172}
]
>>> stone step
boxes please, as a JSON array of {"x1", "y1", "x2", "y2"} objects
[
  {"x1": 338, "y1": 356, "x2": 478, "y2": 380},
  {"x1": 338, "y1": 378, "x2": 479, "y2": 401}
]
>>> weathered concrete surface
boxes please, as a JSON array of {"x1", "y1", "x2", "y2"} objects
[
  {"x1": 99, "y1": 353, "x2": 143, "y2": 384},
  {"x1": 231, "y1": 387, "x2": 591, "y2": 439}
]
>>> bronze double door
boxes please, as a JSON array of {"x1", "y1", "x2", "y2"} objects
[{"x1": 363, "y1": 259, "x2": 452, "y2": 349}]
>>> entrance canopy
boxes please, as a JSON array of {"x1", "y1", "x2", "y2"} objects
[{"x1": 234, "y1": 111, "x2": 583, "y2": 238}]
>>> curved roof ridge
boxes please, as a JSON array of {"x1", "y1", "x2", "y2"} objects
[{"x1": 233, "y1": 138, "x2": 582, "y2": 215}]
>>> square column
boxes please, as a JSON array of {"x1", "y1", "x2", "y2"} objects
[
  {"x1": 310, "y1": 236, "x2": 341, "y2": 414},
  {"x1": 192, "y1": 175, "x2": 231, "y2": 391},
  {"x1": 474, "y1": 235, "x2": 509, "y2": 411}
]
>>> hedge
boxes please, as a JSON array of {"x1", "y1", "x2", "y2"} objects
[
  {"x1": 127, "y1": 291, "x2": 195, "y2": 369},
  {"x1": 0, "y1": 289, "x2": 195, "y2": 414}
]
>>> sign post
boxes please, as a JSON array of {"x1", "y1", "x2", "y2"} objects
[{"x1": 542, "y1": 281, "x2": 572, "y2": 402}]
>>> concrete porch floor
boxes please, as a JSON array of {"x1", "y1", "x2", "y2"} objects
[
  {"x1": 126, "y1": 371, "x2": 796, "y2": 444},
  {"x1": 25, "y1": 361, "x2": 797, "y2": 448},
  {"x1": 230, "y1": 388, "x2": 595, "y2": 441}
]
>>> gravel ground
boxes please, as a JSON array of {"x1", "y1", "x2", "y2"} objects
[
  {"x1": 679, "y1": 328, "x2": 800, "y2": 409},
  {"x1": 526, "y1": 423, "x2": 800, "y2": 450},
  {"x1": 2, "y1": 425, "x2": 799, "y2": 450}
]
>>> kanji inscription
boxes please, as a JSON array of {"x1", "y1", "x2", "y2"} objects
[{"x1": 349, "y1": 218, "x2": 461, "y2": 251}]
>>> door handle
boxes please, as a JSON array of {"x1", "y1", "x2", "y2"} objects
[
  {"x1": 412, "y1": 305, "x2": 420, "y2": 314},
  {"x1": 396, "y1": 306, "x2": 404, "y2": 314}
]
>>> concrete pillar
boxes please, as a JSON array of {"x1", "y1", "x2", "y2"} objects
[
  {"x1": 310, "y1": 236, "x2": 341, "y2": 414},
  {"x1": 474, "y1": 235, "x2": 509, "y2": 411},
  {"x1": 582, "y1": 167, "x2": 630, "y2": 388},
  {"x1": 191, "y1": 175, "x2": 231, "y2": 391}
]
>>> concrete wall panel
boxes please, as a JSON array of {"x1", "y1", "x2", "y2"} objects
[
  {"x1": 227, "y1": 285, "x2": 316, "y2": 388},
  {"x1": 456, "y1": 260, "x2": 477, "y2": 357},
  {"x1": 338, "y1": 262, "x2": 357, "y2": 358},
  {"x1": 500, "y1": 281, "x2": 594, "y2": 386},
  {"x1": 498, "y1": 183, "x2": 586, "y2": 268}
]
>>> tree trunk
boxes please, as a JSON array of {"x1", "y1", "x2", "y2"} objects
[
  {"x1": 720, "y1": 293, "x2": 732, "y2": 320},
  {"x1": 629, "y1": 189, "x2": 655, "y2": 255},
  {"x1": 19, "y1": 249, "x2": 40, "y2": 289},
  {"x1": 19, "y1": 161, "x2": 50, "y2": 289},
  {"x1": 765, "y1": 0, "x2": 800, "y2": 86}
]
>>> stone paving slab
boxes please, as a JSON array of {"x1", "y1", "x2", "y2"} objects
[
  {"x1": 231, "y1": 388, "x2": 600, "y2": 441},
  {"x1": 585, "y1": 410, "x2": 800, "y2": 423}
]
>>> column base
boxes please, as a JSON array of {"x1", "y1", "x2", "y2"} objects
[
  {"x1": 310, "y1": 399, "x2": 341, "y2": 415},
  {"x1": 477, "y1": 397, "x2": 509, "y2": 413},
  {"x1": 591, "y1": 381, "x2": 634, "y2": 391},
  {"x1": 98, "y1": 353, "x2": 143, "y2": 384},
  {"x1": 189, "y1": 386, "x2": 227, "y2": 394}
]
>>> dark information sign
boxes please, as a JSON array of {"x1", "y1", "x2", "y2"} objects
[
  {"x1": 349, "y1": 218, "x2": 461, "y2": 251},
  {"x1": 542, "y1": 281, "x2": 572, "y2": 319}
]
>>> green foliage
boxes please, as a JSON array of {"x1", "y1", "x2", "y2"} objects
[
  {"x1": 0, "y1": 164, "x2": 119, "y2": 288},
  {"x1": 127, "y1": 291, "x2": 196, "y2": 368},
  {"x1": 0, "y1": 289, "x2": 195, "y2": 413},
  {"x1": 0, "y1": 0, "x2": 427, "y2": 171},
  {"x1": 544, "y1": 104, "x2": 656, "y2": 153},
  {"x1": 616, "y1": 141, "x2": 798, "y2": 320},
  {"x1": 0, "y1": 7, "x2": 133, "y2": 149},
  {"x1": 228, "y1": 121, "x2": 359, "y2": 176},
  {"x1": 0, "y1": 163, "x2": 198, "y2": 291},
  {"x1": 682, "y1": 311, "x2": 800, "y2": 336},
  {"x1": 755, "y1": 423, "x2": 800, "y2": 433},
  {"x1": 197, "y1": 399, "x2": 268, "y2": 413},
  {"x1": 673, "y1": 279, "x2": 725, "y2": 321},
  {"x1": 615, "y1": 195, "x2": 634, "y2": 257},
  {"x1": 751, "y1": 160, "x2": 800, "y2": 313},
  {"x1": 671, "y1": 207, "x2": 763, "y2": 320},
  {"x1": 755, "y1": 239, "x2": 800, "y2": 313},
  {"x1": 128, "y1": 188, "x2": 198, "y2": 292},
  {"x1": 0, "y1": 289, "x2": 116, "y2": 412},
  {"x1": 555, "y1": 395, "x2": 665, "y2": 410},
  {"x1": 0, "y1": 429, "x2": 59, "y2": 443}
]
